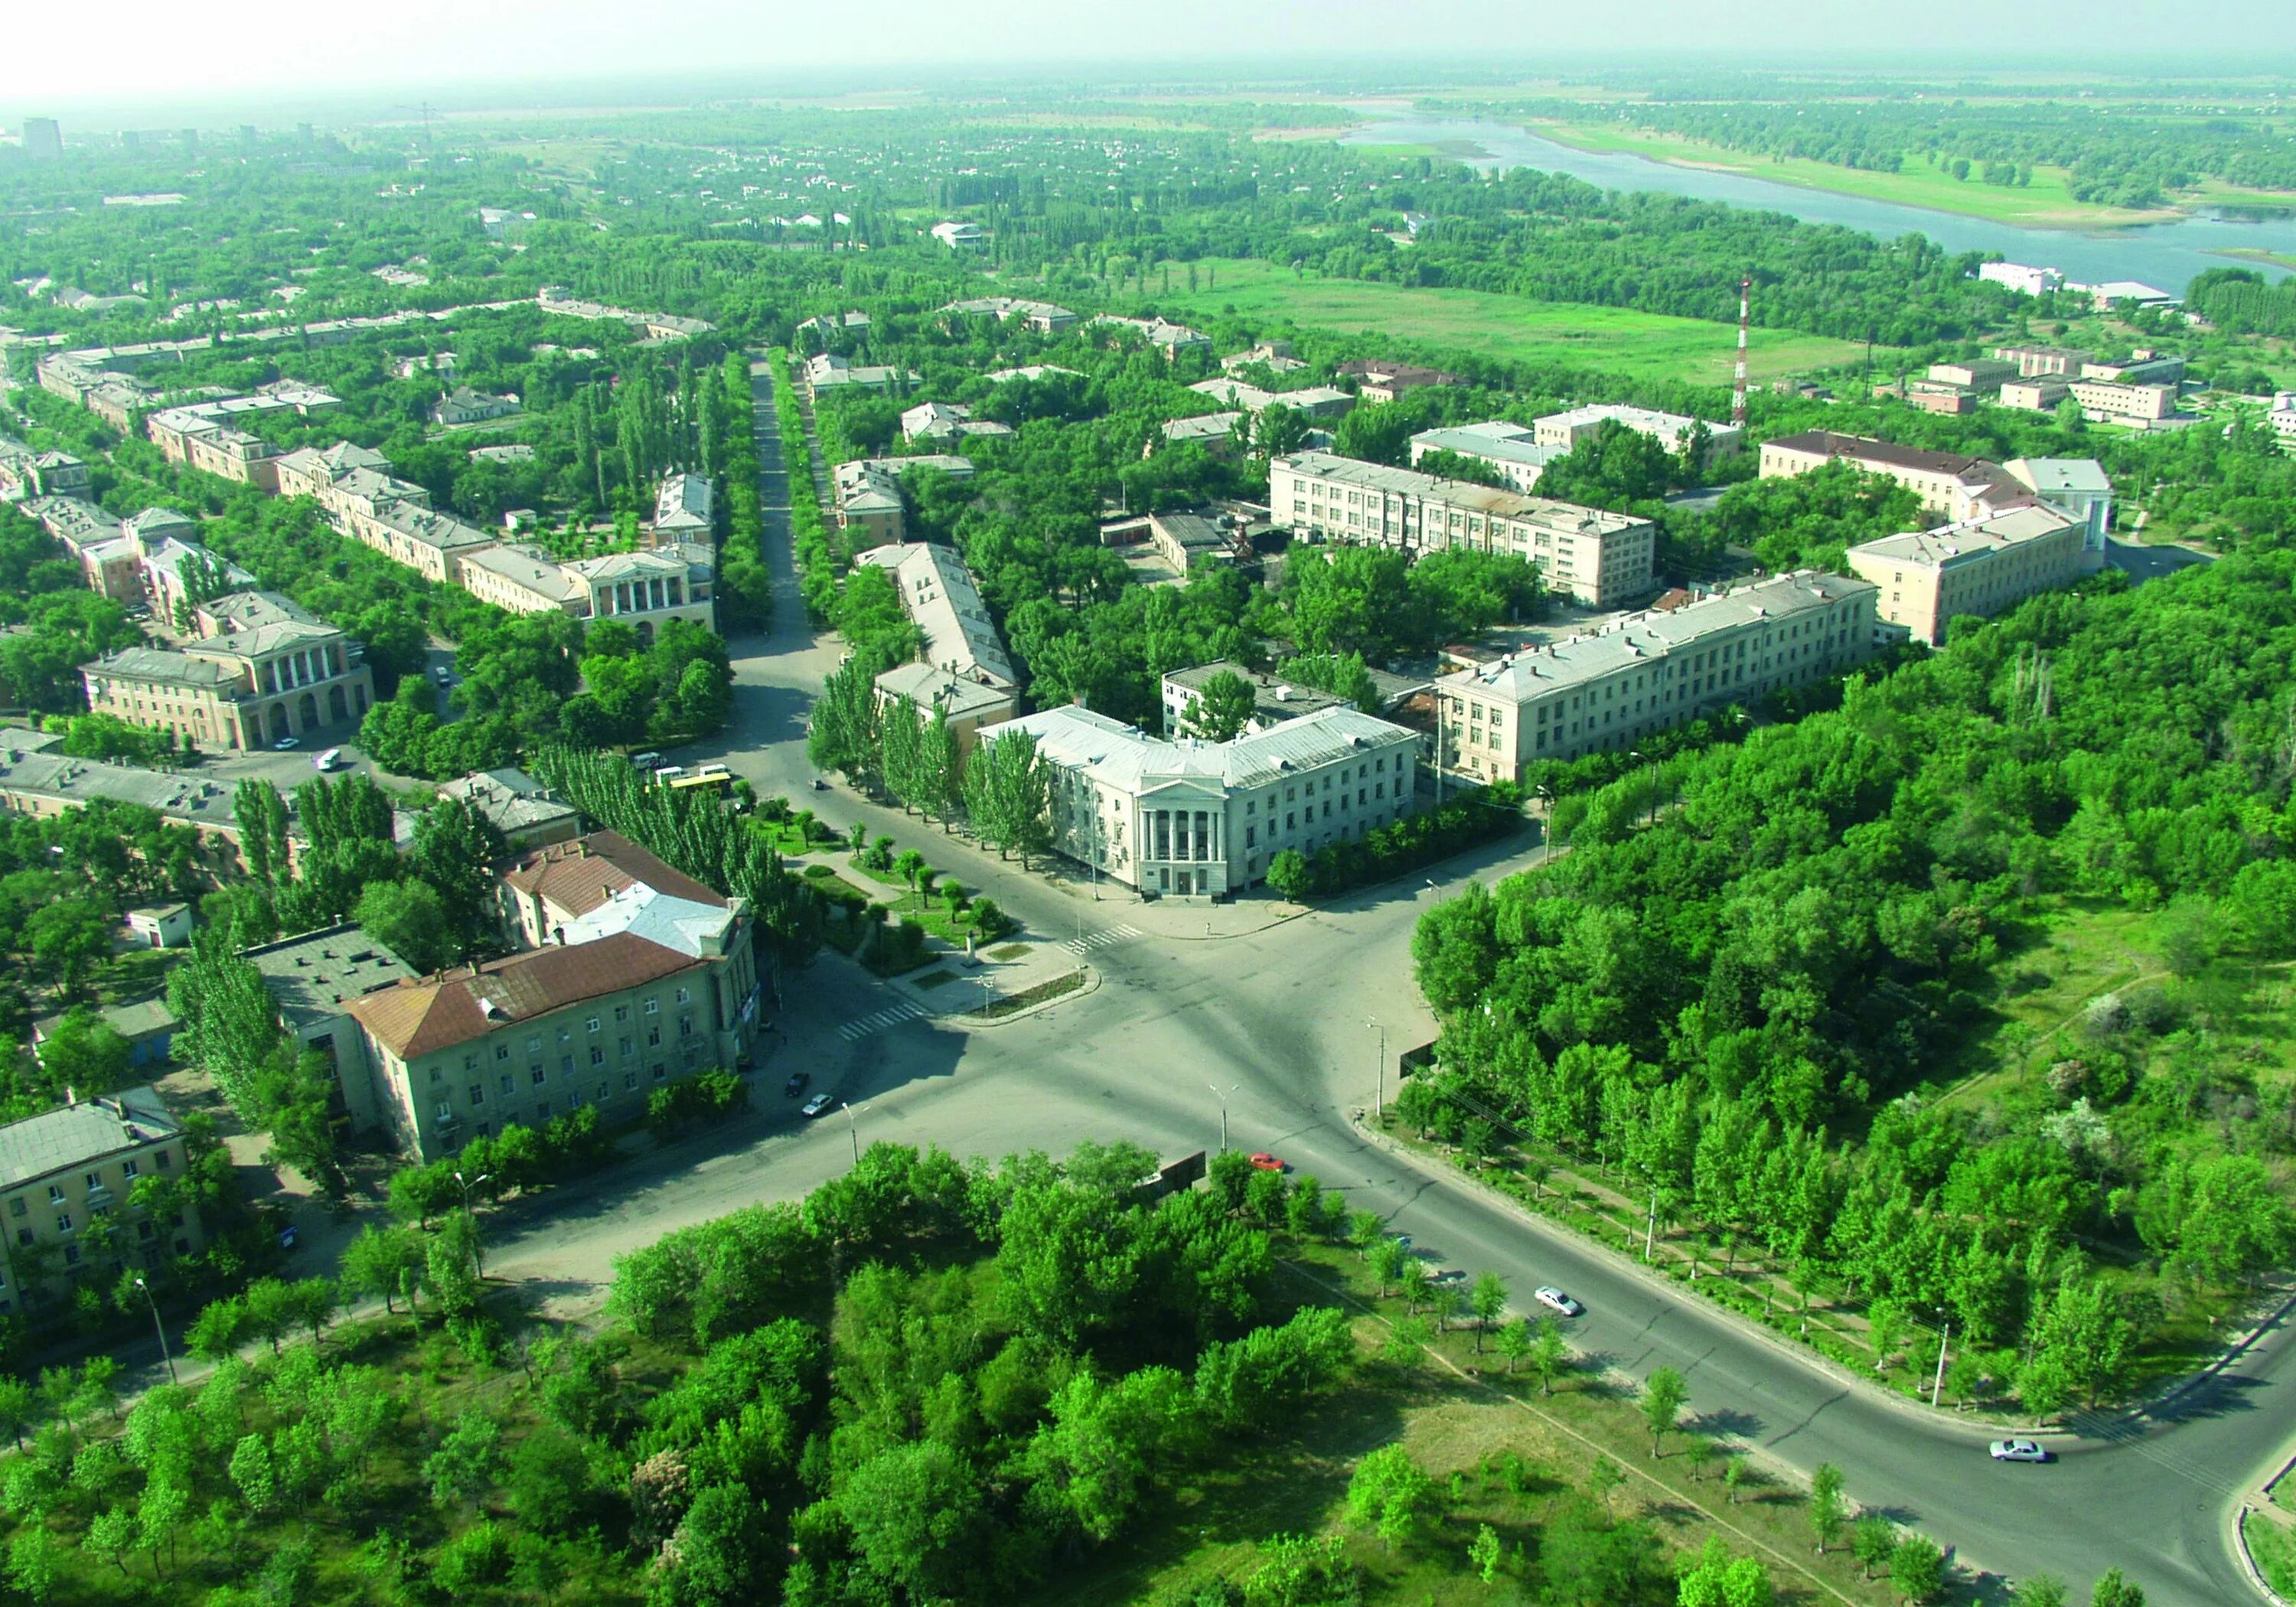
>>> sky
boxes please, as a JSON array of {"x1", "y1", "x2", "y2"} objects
[{"x1": 7, "y1": 0, "x2": 2296, "y2": 124}]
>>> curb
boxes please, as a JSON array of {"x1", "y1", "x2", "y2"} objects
[
  {"x1": 2240, "y1": 1503, "x2": 2290, "y2": 1606},
  {"x1": 954, "y1": 964, "x2": 1099, "y2": 1029},
  {"x1": 1350, "y1": 1114, "x2": 2034, "y2": 1439}
]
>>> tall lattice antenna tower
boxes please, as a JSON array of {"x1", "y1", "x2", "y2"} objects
[{"x1": 1732, "y1": 275, "x2": 1752, "y2": 429}]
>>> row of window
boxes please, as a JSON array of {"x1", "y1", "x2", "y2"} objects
[{"x1": 6, "y1": 1150, "x2": 168, "y2": 1223}]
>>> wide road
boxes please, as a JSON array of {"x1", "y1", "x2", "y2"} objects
[{"x1": 482, "y1": 360, "x2": 2286, "y2": 1607}]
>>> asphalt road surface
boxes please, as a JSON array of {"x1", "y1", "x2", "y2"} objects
[{"x1": 468, "y1": 364, "x2": 2292, "y2": 1606}]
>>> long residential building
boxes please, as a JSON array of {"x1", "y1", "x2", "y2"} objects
[
  {"x1": 1269, "y1": 451, "x2": 1656, "y2": 607},
  {"x1": 1844, "y1": 504, "x2": 2084, "y2": 645},
  {"x1": 832, "y1": 455, "x2": 974, "y2": 547},
  {"x1": 80, "y1": 590, "x2": 375, "y2": 751},
  {"x1": 1434, "y1": 570, "x2": 1878, "y2": 782},
  {"x1": 1531, "y1": 404, "x2": 1743, "y2": 463},
  {"x1": 1408, "y1": 422, "x2": 1564, "y2": 494},
  {"x1": 1757, "y1": 432, "x2": 2024, "y2": 523},
  {"x1": 0, "y1": 438, "x2": 89, "y2": 500},
  {"x1": 853, "y1": 540, "x2": 1020, "y2": 738},
  {"x1": 981, "y1": 702, "x2": 1423, "y2": 899}
]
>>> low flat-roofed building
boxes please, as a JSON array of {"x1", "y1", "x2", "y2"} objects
[
  {"x1": 1409, "y1": 422, "x2": 1565, "y2": 494},
  {"x1": 1999, "y1": 379, "x2": 2073, "y2": 412},
  {"x1": 123, "y1": 904, "x2": 194, "y2": 948},
  {"x1": 1162, "y1": 661, "x2": 1347, "y2": 736},
  {"x1": 1758, "y1": 431, "x2": 2021, "y2": 523},
  {"x1": 1927, "y1": 359, "x2": 2019, "y2": 393},
  {"x1": 1978, "y1": 262, "x2": 2065, "y2": 297},
  {"x1": 1270, "y1": 451, "x2": 1655, "y2": 607},
  {"x1": 1989, "y1": 344, "x2": 2085, "y2": 379},
  {"x1": 33, "y1": 996, "x2": 178, "y2": 1068},
  {"x1": 243, "y1": 924, "x2": 417, "y2": 1136},
  {"x1": 2067, "y1": 379, "x2": 2178, "y2": 422},
  {"x1": 1846, "y1": 504, "x2": 2084, "y2": 644},
  {"x1": 431, "y1": 386, "x2": 520, "y2": 426},
  {"x1": 981, "y1": 702, "x2": 1422, "y2": 898},
  {"x1": 983, "y1": 364, "x2": 1086, "y2": 386},
  {"x1": 1334, "y1": 359, "x2": 1461, "y2": 404},
  {"x1": 0, "y1": 1087, "x2": 204, "y2": 1309},
  {"x1": 1435, "y1": 570, "x2": 1877, "y2": 782},
  {"x1": 868, "y1": 660, "x2": 1019, "y2": 756},
  {"x1": 2080, "y1": 353, "x2": 2186, "y2": 386},
  {"x1": 0, "y1": 747, "x2": 247, "y2": 872},
  {"x1": 1531, "y1": 403, "x2": 1742, "y2": 463},
  {"x1": 1159, "y1": 412, "x2": 1244, "y2": 457},
  {"x1": 433, "y1": 768, "x2": 582, "y2": 851},
  {"x1": 939, "y1": 297, "x2": 1075, "y2": 333}
]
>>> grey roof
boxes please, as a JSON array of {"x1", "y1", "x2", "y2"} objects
[
  {"x1": 0, "y1": 1087, "x2": 180, "y2": 1188},
  {"x1": 460, "y1": 543, "x2": 582, "y2": 602},
  {"x1": 872, "y1": 660, "x2": 1016, "y2": 720},
  {"x1": 86, "y1": 647, "x2": 242, "y2": 689},
  {"x1": 852, "y1": 543, "x2": 1017, "y2": 689},
  {"x1": 1163, "y1": 412, "x2": 1242, "y2": 442},
  {"x1": 2005, "y1": 458, "x2": 2111, "y2": 496},
  {"x1": 1443, "y1": 570, "x2": 1875, "y2": 703},
  {"x1": 1411, "y1": 422, "x2": 1564, "y2": 470},
  {"x1": 198, "y1": 591, "x2": 318, "y2": 633},
  {"x1": 1165, "y1": 660, "x2": 1345, "y2": 723},
  {"x1": 0, "y1": 747, "x2": 242, "y2": 828},
  {"x1": 242, "y1": 924, "x2": 416, "y2": 1034},
  {"x1": 987, "y1": 702, "x2": 1417, "y2": 794},
  {"x1": 34, "y1": 997, "x2": 178, "y2": 1045},
  {"x1": 435, "y1": 768, "x2": 580, "y2": 838},
  {"x1": 1848, "y1": 504, "x2": 2079, "y2": 569},
  {"x1": 654, "y1": 472, "x2": 716, "y2": 530},
  {"x1": 557, "y1": 882, "x2": 734, "y2": 959}
]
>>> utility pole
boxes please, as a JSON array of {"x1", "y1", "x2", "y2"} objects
[
  {"x1": 1208, "y1": 1082, "x2": 1237, "y2": 1152},
  {"x1": 1932, "y1": 1319, "x2": 1952, "y2": 1409},
  {"x1": 453, "y1": 1169, "x2": 491, "y2": 1277},
  {"x1": 134, "y1": 1277, "x2": 177, "y2": 1386},
  {"x1": 1366, "y1": 1019, "x2": 1386, "y2": 1119},
  {"x1": 843, "y1": 1101, "x2": 868, "y2": 1167}
]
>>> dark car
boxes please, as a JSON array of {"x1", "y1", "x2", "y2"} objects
[{"x1": 784, "y1": 1071, "x2": 811, "y2": 1099}]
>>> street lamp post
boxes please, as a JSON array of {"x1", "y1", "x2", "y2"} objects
[
  {"x1": 1931, "y1": 1316, "x2": 1952, "y2": 1409},
  {"x1": 842, "y1": 1101, "x2": 869, "y2": 1167},
  {"x1": 452, "y1": 1169, "x2": 492, "y2": 1278},
  {"x1": 133, "y1": 1276, "x2": 177, "y2": 1386},
  {"x1": 1366, "y1": 1019, "x2": 1386, "y2": 1122},
  {"x1": 1208, "y1": 1082, "x2": 1238, "y2": 1153}
]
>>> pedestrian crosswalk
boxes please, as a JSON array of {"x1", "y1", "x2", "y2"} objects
[
  {"x1": 837, "y1": 1001, "x2": 928, "y2": 1041},
  {"x1": 1062, "y1": 922, "x2": 1144, "y2": 956}
]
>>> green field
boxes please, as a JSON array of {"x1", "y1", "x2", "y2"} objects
[
  {"x1": 1163, "y1": 259, "x2": 1874, "y2": 386},
  {"x1": 1531, "y1": 121, "x2": 2176, "y2": 230}
]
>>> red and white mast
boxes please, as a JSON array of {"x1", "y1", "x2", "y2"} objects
[{"x1": 1732, "y1": 275, "x2": 1751, "y2": 429}]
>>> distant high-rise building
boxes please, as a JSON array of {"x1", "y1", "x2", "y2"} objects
[
  {"x1": 238, "y1": 124, "x2": 257, "y2": 146},
  {"x1": 179, "y1": 127, "x2": 197, "y2": 153},
  {"x1": 21, "y1": 118, "x2": 60, "y2": 160},
  {"x1": 296, "y1": 122, "x2": 313, "y2": 144}
]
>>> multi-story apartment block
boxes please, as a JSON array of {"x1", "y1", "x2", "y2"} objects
[
  {"x1": 364, "y1": 504, "x2": 500, "y2": 584},
  {"x1": 1989, "y1": 344, "x2": 2084, "y2": 378},
  {"x1": 1531, "y1": 403, "x2": 1743, "y2": 464},
  {"x1": 1758, "y1": 432, "x2": 2022, "y2": 523},
  {"x1": 939, "y1": 296, "x2": 1077, "y2": 334},
  {"x1": 274, "y1": 441, "x2": 394, "y2": 504},
  {"x1": 81, "y1": 592, "x2": 374, "y2": 751},
  {"x1": 0, "y1": 438, "x2": 88, "y2": 500},
  {"x1": 1977, "y1": 262, "x2": 2065, "y2": 297},
  {"x1": 0, "y1": 1087, "x2": 204, "y2": 1312},
  {"x1": 458, "y1": 545, "x2": 711, "y2": 638},
  {"x1": 244, "y1": 925, "x2": 418, "y2": 1136},
  {"x1": 833, "y1": 461, "x2": 908, "y2": 546},
  {"x1": 1845, "y1": 504, "x2": 2084, "y2": 645},
  {"x1": 982, "y1": 702, "x2": 1423, "y2": 898},
  {"x1": 2079, "y1": 352, "x2": 2186, "y2": 386},
  {"x1": 1088, "y1": 315, "x2": 1212, "y2": 358},
  {"x1": 1333, "y1": 360, "x2": 1460, "y2": 403},
  {"x1": 1999, "y1": 380, "x2": 2073, "y2": 412},
  {"x1": 1269, "y1": 451, "x2": 1656, "y2": 607},
  {"x1": 1409, "y1": 422, "x2": 1564, "y2": 494},
  {"x1": 2003, "y1": 458, "x2": 2112, "y2": 566},
  {"x1": 345, "y1": 869, "x2": 762, "y2": 1160},
  {"x1": 1435, "y1": 571, "x2": 1877, "y2": 781},
  {"x1": 651, "y1": 473, "x2": 716, "y2": 542},
  {"x1": 496, "y1": 830, "x2": 726, "y2": 950}
]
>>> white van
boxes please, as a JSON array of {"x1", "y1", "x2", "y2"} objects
[{"x1": 313, "y1": 748, "x2": 343, "y2": 772}]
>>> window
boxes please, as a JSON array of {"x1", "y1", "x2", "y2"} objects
[
  {"x1": 62, "y1": 1247, "x2": 79, "y2": 1267},
  {"x1": 648, "y1": 1027, "x2": 662, "y2": 1048},
  {"x1": 527, "y1": 1036, "x2": 541, "y2": 1054},
  {"x1": 586, "y1": 1017, "x2": 601, "y2": 1034},
  {"x1": 121, "y1": 1159, "x2": 138, "y2": 1179},
  {"x1": 5, "y1": 1199, "x2": 20, "y2": 1219},
  {"x1": 83, "y1": 1172, "x2": 101, "y2": 1189},
  {"x1": 531, "y1": 1067, "x2": 547, "y2": 1086},
  {"x1": 614, "y1": 1005, "x2": 630, "y2": 1023},
  {"x1": 54, "y1": 1215, "x2": 71, "y2": 1234},
  {"x1": 46, "y1": 1186, "x2": 61, "y2": 1205},
  {"x1": 13, "y1": 1231, "x2": 27, "y2": 1250},
  {"x1": 435, "y1": 1101, "x2": 455, "y2": 1123},
  {"x1": 624, "y1": 1071, "x2": 639, "y2": 1091},
  {"x1": 589, "y1": 1047, "x2": 605, "y2": 1067},
  {"x1": 679, "y1": 1015, "x2": 694, "y2": 1038},
  {"x1": 561, "y1": 1054, "x2": 575, "y2": 1075},
  {"x1": 499, "y1": 1074, "x2": 515, "y2": 1096},
  {"x1": 494, "y1": 1044, "x2": 510, "y2": 1062},
  {"x1": 468, "y1": 1084, "x2": 484, "y2": 1107},
  {"x1": 619, "y1": 1038, "x2": 633, "y2": 1059},
  {"x1": 155, "y1": 1150, "x2": 170, "y2": 1172},
  {"x1": 595, "y1": 1083, "x2": 609, "y2": 1103},
  {"x1": 536, "y1": 1101, "x2": 551, "y2": 1121},
  {"x1": 676, "y1": 987, "x2": 691, "y2": 1006},
  {"x1": 651, "y1": 1064, "x2": 667, "y2": 1082},
  {"x1": 644, "y1": 999, "x2": 660, "y2": 1015},
  {"x1": 429, "y1": 1066, "x2": 443, "y2": 1084}
]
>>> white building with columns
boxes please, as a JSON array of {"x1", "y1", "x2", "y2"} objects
[{"x1": 982, "y1": 703, "x2": 1422, "y2": 899}]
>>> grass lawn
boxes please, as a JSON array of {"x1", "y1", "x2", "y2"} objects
[
  {"x1": 1526, "y1": 122, "x2": 2177, "y2": 230},
  {"x1": 1162, "y1": 259, "x2": 1875, "y2": 387}
]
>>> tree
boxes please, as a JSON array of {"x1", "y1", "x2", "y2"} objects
[
  {"x1": 1889, "y1": 1533, "x2": 1946, "y2": 1604},
  {"x1": 25, "y1": 900, "x2": 109, "y2": 999},
  {"x1": 1469, "y1": 1272, "x2": 1508, "y2": 1350},
  {"x1": 964, "y1": 727, "x2": 1052, "y2": 866},
  {"x1": 424, "y1": 1410, "x2": 506, "y2": 1514},
  {"x1": 1182, "y1": 671, "x2": 1258, "y2": 742},
  {"x1": 659, "y1": 1482, "x2": 768, "y2": 1606},
  {"x1": 1639, "y1": 1366, "x2": 1687, "y2": 1459},
  {"x1": 353, "y1": 879, "x2": 454, "y2": 976},
  {"x1": 1266, "y1": 849, "x2": 1313, "y2": 902},
  {"x1": 2020, "y1": 1276, "x2": 2143, "y2": 1412},
  {"x1": 915, "y1": 709, "x2": 960, "y2": 824},
  {"x1": 1469, "y1": 1521, "x2": 1502, "y2": 1585},
  {"x1": 1527, "y1": 1318, "x2": 1570, "y2": 1397},
  {"x1": 28, "y1": 1009, "x2": 129, "y2": 1099},
  {"x1": 881, "y1": 695, "x2": 925, "y2": 812},
  {"x1": 1345, "y1": 1443, "x2": 1437, "y2": 1550},
  {"x1": 2089, "y1": 1569, "x2": 2145, "y2": 1607},
  {"x1": 1677, "y1": 1536, "x2": 1775, "y2": 1607},
  {"x1": 409, "y1": 796, "x2": 510, "y2": 951},
  {"x1": 1808, "y1": 1462, "x2": 1848, "y2": 1553},
  {"x1": 341, "y1": 1224, "x2": 429, "y2": 1315},
  {"x1": 1495, "y1": 1319, "x2": 1532, "y2": 1375},
  {"x1": 1852, "y1": 1514, "x2": 1898, "y2": 1579},
  {"x1": 2011, "y1": 1579, "x2": 2068, "y2": 1607}
]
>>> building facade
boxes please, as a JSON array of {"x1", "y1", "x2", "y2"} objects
[
  {"x1": 1408, "y1": 422, "x2": 1563, "y2": 494},
  {"x1": 2066, "y1": 380, "x2": 2178, "y2": 422},
  {"x1": 1434, "y1": 571, "x2": 1878, "y2": 782},
  {"x1": 983, "y1": 702, "x2": 1423, "y2": 899},
  {"x1": 1845, "y1": 504, "x2": 2084, "y2": 645},
  {"x1": 0, "y1": 1087, "x2": 204, "y2": 1315},
  {"x1": 80, "y1": 596, "x2": 374, "y2": 751},
  {"x1": 1757, "y1": 432, "x2": 2021, "y2": 523},
  {"x1": 1270, "y1": 451, "x2": 1656, "y2": 607},
  {"x1": 1531, "y1": 404, "x2": 1743, "y2": 463}
]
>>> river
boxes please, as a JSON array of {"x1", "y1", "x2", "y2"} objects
[{"x1": 1339, "y1": 116, "x2": 2296, "y2": 291}]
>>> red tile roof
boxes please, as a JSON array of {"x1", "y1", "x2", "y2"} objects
[
  {"x1": 344, "y1": 932, "x2": 702, "y2": 1058},
  {"x1": 499, "y1": 830, "x2": 724, "y2": 920}
]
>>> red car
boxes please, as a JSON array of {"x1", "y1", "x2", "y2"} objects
[{"x1": 1247, "y1": 1152, "x2": 1287, "y2": 1172}]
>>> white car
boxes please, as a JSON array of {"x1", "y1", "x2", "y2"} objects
[
  {"x1": 799, "y1": 1092, "x2": 834, "y2": 1119},
  {"x1": 1989, "y1": 1439, "x2": 2049, "y2": 1463},
  {"x1": 272, "y1": 736, "x2": 300, "y2": 751},
  {"x1": 1534, "y1": 1286, "x2": 1584, "y2": 1318}
]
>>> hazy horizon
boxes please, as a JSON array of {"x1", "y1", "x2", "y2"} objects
[{"x1": 8, "y1": 0, "x2": 2296, "y2": 132}]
